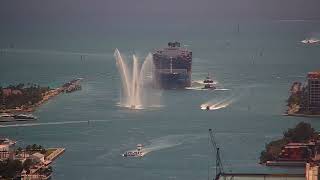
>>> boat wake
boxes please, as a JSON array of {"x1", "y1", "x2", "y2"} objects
[
  {"x1": 123, "y1": 134, "x2": 202, "y2": 157},
  {"x1": 143, "y1": 135, "x2": 184, "y2": 155},
  {"x1": 186, "y1": 87, "x2": 229, "y2": 91},
  {"x1": 185, "y1": 79, "x2": 226, "y2": 91},
  {"x1": 0, "y1": 119, "x2": 111, "y2": 128},
  {"x1": 201, "y1": 96, "x2": 235, "y2": 110},
  {"x1": 0, "y1": 48, "x2": 111, "y2": 57},
  {"x1": 193, "y1": 80, "x2": 218, "y2": 85}
]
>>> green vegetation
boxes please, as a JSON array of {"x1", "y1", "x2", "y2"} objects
[
  {"x1": 260, "y1": 139, "x2": 287, "y2": 163},
  {"x1": 287, "y1": 93, "x2": 302, "y2": 106},
  {"x1": 0, "y1": 84, "x2": 50, "y2": 110},
  {"x1": 260, "y1": 122, "x2": 317, "y2": 163},
  {"x1": 284, "y1": 122, "x2": 316, "y2": 142},
  {"x1": 44, "y1": 149, "x2": 56, "y2": 158},
  {"x1": 38, "y1": 166, "x2": 52, "y2": 176},
  {"x1": 24, "y1": 144, "x2": 47, "y2": 154},
  {"x1": 286, "y1": 82, "x2": 304, "y2": 113},
  {"x1": 22, "y1": 159, "x2": 34, "y2": 173},
  {"x1": 0, "y1": 159, "x2": 23, "y2": 179},
  {"x1": 0, "y1": 143, "x2": 56, "y2": 178}
]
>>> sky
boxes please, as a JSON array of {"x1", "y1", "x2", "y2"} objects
[{"x1": 1, "y1": 0, "x2": 320, "y2": 26}]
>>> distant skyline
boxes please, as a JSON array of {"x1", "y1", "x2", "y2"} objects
[{"x1": 1, "y1": 0, "x2": 320, "y2": 26}]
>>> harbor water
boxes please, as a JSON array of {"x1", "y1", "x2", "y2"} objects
[{"x1": 1, "y1": 21, "x2": 320, "y2": 179}]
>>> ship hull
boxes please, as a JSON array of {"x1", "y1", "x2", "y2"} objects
[
  {"x1": 152, "y1": 42, "x2": 192, "y2": 89},
  {"x1": 154, "y1": 72, "x2": 191, "y2": 89}
]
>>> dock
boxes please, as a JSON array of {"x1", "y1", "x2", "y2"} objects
[
  {"x1": 266, "y1": 160, "x2": 306, "y2": 167},
  {"x1": 45, "y1": 148, "x2": 65, "y2": 162}
]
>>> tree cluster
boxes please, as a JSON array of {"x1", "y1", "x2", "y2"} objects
[
  {"x1": 260, "y1": 122, "x2": 316, "y2": 163},
  {"x1": 0, "y1": 84, "x2": 50, "y2": 109},
  {"x1": 0, "y1": 159, "x2": 23, "y2": 179}
]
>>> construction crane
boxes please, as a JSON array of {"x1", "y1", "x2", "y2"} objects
[{"x1": 208, "y1": 129, "x2": 224, "y2": 180}]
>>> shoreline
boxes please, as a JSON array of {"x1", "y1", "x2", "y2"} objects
[
  {"x1": 45, "y1": 148, "x2": 66, "y2": 164},
  {"x1": 1, "y1": 79, "x2": 82, "y2": 114},
  {"x1": 283, "y1": 112, "x2": 320, "y2": 118},
  {"x1": 0, "y1": 88, "x2": 62, "y2": 113},
  {"x1": 27, "y1": 147, "x2": 65, "y2": 178}
]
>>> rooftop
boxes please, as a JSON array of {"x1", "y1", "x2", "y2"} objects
[
  {"x1": 31, "y1": 152, "x2": 44, "y2": 158},
  {"x1": 308, "y1": 71, "x2": 320, "y2": 79}
]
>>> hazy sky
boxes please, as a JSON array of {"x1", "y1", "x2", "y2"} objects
[{"x1": 1, "y1": 0, "x2": 320, "y2": 25}]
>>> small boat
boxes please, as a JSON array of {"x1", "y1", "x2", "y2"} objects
[
  {"x1": 13, "y1": 114, "x2": 37, "y2": 121},
  {"x1": 0, "y1": 113, "x2": 14, "y2": 122},
  {"x1": 122, "y1": 144, "x2": 145, "y2": 157},
  {"x1": 203, "y1": 74, "x2": 216, "y2": 90},
  {"x1": 301, "y1": 38, "x2": 320, "y2": 44}
]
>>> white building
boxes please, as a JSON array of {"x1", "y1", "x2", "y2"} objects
[
  {"x1": 0, "y1": 144, "x2": 9, "y2": 152},
  {"x1": 30, "y1": 152, "x2": 45, "y2": 163},
  {"x1": 306, "y1": 163, "x2": 319, "y2": 180}
]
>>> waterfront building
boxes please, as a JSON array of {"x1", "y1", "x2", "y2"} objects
[
  {"x1": 307, "y1": 72, "x2": 320, "y2": 111},
  {"x1": 216, "y1": 173, "x2": 305, "y2": 180},
  {"x1": 0, "y1": 144, "x2": 9, "y2": 160},
  {"x1": 30, "y1": 152, "x2": 45, "y2": 164},
  {"x1": 306, "y1": 163, "x2": 319, "y2": 180},
  {"x1": 278, "y1": 142, "x2": 315, "y2": 161},
  {"x1": 216, "y1": 162, "x2": 319, "y2": 180},
  {"x1": 0, "y1": 144, "x2": 9, "y2": 152}
]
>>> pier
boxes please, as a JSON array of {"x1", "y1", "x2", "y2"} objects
[{"x1": 45, "y1": 148, "x2": 65, "y2": 162}]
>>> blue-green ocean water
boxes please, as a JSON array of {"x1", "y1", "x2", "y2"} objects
[{"x1": 0, "y1": 21, "x2": 320, "y2": 180}]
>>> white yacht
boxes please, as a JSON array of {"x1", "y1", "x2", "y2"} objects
[{"x1": 301, "y1": 38, "x2": 320, "y2": 44}]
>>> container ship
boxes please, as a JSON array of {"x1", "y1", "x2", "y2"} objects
[{"x1": 152, "y1": 42, "x2": 192, "y2": 89}]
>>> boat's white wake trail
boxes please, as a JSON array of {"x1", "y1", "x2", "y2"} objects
[
  {"x1": 0, "y1": 48, "x2": 111, "y2": 57},
  {"x1": 201, "y1": 97, "x2": 235, "y2": 110},
  {"x1": 0, "y1": 119, "x2": 110, "y2": 128},
  {"x1": 143, "y1": 135, "x2": 184, "y2": 155},
  {"x1": 124, "y1": 134, "x2": 202, "y2": 156},
  {"x1": 186, "y1": 80, "x2": 228, "y2": 91}
]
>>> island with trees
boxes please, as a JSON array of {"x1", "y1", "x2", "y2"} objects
[
  {"x1": 0, "y1": 79, "x2": 82, "y2": 113},
  {"x1": 286, "y1": 72, "x2": 320, "y2": 116},
  {"x1": 260, "y1": 122, "x2": 320, "y2": 166}
]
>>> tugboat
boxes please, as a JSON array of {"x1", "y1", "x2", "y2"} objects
[
  {"x1": 203, "y1": 74, "x2": 216, "y2": 90},
  {"x1": 122, "y1": 144, "x2": 145, "y2": 157}
]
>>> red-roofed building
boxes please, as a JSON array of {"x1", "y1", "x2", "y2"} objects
[{"x1": 2, "y1": 89, "x2": 12, "y2": 97}]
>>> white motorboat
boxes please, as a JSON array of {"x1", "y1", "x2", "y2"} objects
[
  {"x1": 122, "y1": 144, "x2": 145, "y2": 157},
  {"x1": 301, "y1": 38, "x2": 320, "y2": 44}
]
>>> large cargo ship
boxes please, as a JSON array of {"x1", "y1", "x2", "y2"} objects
[{"x1": 152, "y1": 42, "x2": 192, "y2": 89}]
